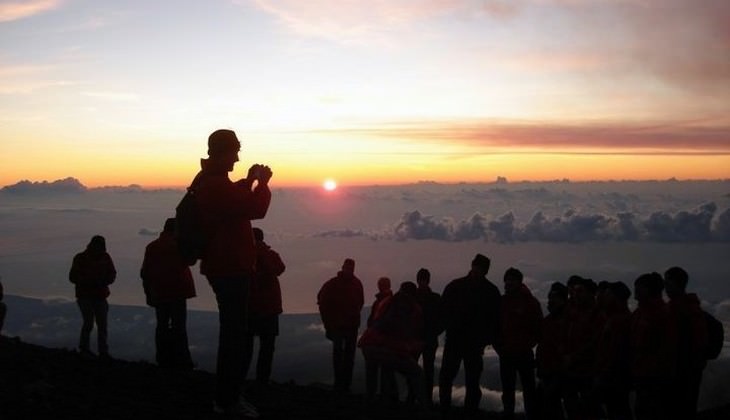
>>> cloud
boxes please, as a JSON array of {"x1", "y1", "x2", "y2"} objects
[
  {"x1": 249, "y1": 0, "x2": 458, "y2": 45},
  {"x1": 1, "y1": 177, "x2": 86, "y2": 194},
  {"x1": 330, "y1": 119, "x2": 730, "y2": 154},
  {"x1": 81, "y1": 91, "x2": 140, "y2": 102},
  {"x1": 0, "y1": 0, "x2": 61, "y2": 23},
  {"x1": 388, "y1": 203, "x2": 729, "y2": 243},
  {"x1": 138, "y1": 228, "x2": 158, "y2": 236},
  {"x1": 313, "y1": 229, "x2": 369, "y2": 239}
]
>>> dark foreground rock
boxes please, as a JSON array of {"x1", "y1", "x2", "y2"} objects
[{"x1": 1, "y1": 336, "x2": 728, "y2": 420}]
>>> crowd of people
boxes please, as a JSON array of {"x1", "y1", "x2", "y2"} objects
[{"x1": 1, "y1": 129, "x2": 720, "y2": 420}]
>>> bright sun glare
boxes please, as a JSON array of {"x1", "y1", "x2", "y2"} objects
[{"x1": 323, "y1": 179, "x2": 337, "y2": 191}]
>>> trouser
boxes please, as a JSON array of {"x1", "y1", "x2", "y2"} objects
[
  {"x1": 362, "y1": 346, "x2": 427, "y2": 407},
  {"x1": 155, "y1": 300, "x2": 192, "y2": 368},
  {"x1": 209, "y1": 275, "x2": 250, "y2": 408},
  {"x1": 538, "y1": 374, "x2": 567, "y2": 420},
  {"x1": 77, "y1": 297, "x2": 108, "y2": 355},
  {"x1": 634, "y1": 377, "x2": 667, "y2": 420},
  {"x1": 499, "y1": 349, "x2": 538, "y2": 420},
  {"x1": 243, "y1": 334, "x2": 277, "y2": 384},
  {"x1": 667, "y1": 368, "x2": 703, "y2": 420},
  {"x1": 329, "y1": 331, "x2": 357, "y2": 391},
  {"x1": 363, "y1": 352, "x2": 398, "y2": 401},
  {"x1": 418, "y1": 338, "x2": 438, "y2": 403},
  {"x1": 439, "y1": 339, "x2": 485, "y2": 412}
]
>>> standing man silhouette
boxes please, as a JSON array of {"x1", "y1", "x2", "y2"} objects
[
  {"x1": 317, "y1": 258, "x2": 364, "y2": 393},
  {"x1": 196, "y1": 129, "x2": 272, "y2": 418},
  {"x1": 439, "y1": 254, "x2": 501, "y2": 417}
]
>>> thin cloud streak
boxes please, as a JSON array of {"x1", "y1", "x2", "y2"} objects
[
  {"x1": 0, "y1": 0, "x2": 61, "y2": 22},
  {"x1": 315, "y1": 119, "x2": 730, "y2": 153}
]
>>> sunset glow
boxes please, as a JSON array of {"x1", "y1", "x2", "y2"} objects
[
  {"x1": 0, "y1": 0, "x2": 728, "y2": 188},
  {"x1": 323, "y1": 179, "x2": 337, "y2": 191}
]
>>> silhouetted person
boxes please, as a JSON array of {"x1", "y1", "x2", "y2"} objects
[
  {"x1": 564, "y1": 276, "x2": 603, "y2": 419},
  {"x1": 368, "y1": 277, "x2": 393, "y2": 327},
  {"x1": 664, "y1": 267, "x2": 708, "y2": 420},
  {"x1": 69, "y1": 235, "x2": 116, "y2": 358},
  {"x1": 364, "y1": 276, "x2": 395, "y2": 402},
  {"x1": 415, "y1": 267, "x2": 444, "y2": 405},
  {"x1": 630, "y1": 272, "x2": 671, "y2": 420},
  {"x1": 140, "y1": 218, "x2": 196, "y2": 369},
  {"x1": 496, "y1": 267, "x2": 542, "y2": 420},
  {"x1": 592, "y1": 281, "x2": 633, "y2": 420},
  {"x1": 243, "y1": 227, "x2": 286, "y2": 387},
  {"x1": 537, "y1": 282, "x2": 570, "y2": 420},
  {"x1": 0, "y1": 278, "x2": 6, "y2": 335},
  {"x1": 359, "y1": 281, "x2": 427, "y2": 408},
  {"x1": 317, "y1": 258, "x2": 364, "y2": 392},
  {"x1": 439, "y1": 254, "x2": 501, "y2": 417},
  {"x1": 196, "y1": 129, "x2": 272, "y2": 417}
]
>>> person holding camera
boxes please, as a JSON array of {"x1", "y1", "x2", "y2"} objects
[{"x1": 195, "y1": 129, "x2": 272, "y2": 418}]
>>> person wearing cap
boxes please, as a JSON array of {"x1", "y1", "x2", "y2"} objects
[
  {"x1": 438, "y1": 253, "x2": 501, "y2": 417},
  {"x1": 195, "y1": 129, "x2": 272, "y2": 418},
  {"x1": 140, "y1": 218, "x2": 196, "y2": 369}
]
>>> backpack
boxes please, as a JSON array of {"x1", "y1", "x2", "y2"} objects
[
  {"x1": 175, "y1": 173, "x2": 205, "y2": 266},
  {"x1": 703, "y1": 310, "x2": 724, "y2": 360}
]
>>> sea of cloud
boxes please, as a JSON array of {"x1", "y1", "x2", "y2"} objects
[{"x1": 1, "y1": 177, "x2": 729, "y2": 411}]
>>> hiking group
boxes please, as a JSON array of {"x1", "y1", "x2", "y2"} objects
[{"x1": 9, "y1": 128, "x2": 717, "y2": 420}]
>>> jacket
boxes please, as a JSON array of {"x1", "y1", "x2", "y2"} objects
[
  {"x1": 497, "y1": 284, "x2": 543, "y2": 355},
  {"x1": 537, "y1": 310, "x2": 569, "y2": 378},
  {"x1": 196, "y1": 159, "x2": 271, "y2": 278},
  {"x1": 441, "y1": 273, "x2": 501, "y2": 347},
  {"x1": 667, "y1": 293, "x2": 708, "y2": 373},
  {"x1": 249, "y1": 240, "x2": 286, "y2": 316},
  {"x1": 416, "y1": 286, "x2": 444, "y2": 342},
  {"x1": 69, "y1": 250, "x2": 116, "y2": 299},
  {"x1": 358, "y1": 291, "x2": 424, "y2": 357},
  {"x1": 317, "y1": 271, "x2": 364, "y2": 335},
  {"x1": 367, "y1": 290, "x2": 393, "y2": 327},
  {"x1": 630, "y1": 297, "x2": 673, "y2": 379},
  {"x1": 140, "y1": 231, "x2": 196, "y2": 305}
]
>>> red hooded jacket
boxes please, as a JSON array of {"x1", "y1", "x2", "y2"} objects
[
  {"x1": 140, "y1": 231, "x2": 196, "y2": 305},
  {"x1": 196, "y1": 159, "x2": 271, "y2": 278},
  {"x1": 249, "y1": 240, "x2": 286, "y2": 316},
  {"x1": 358, "y1": 291, "x2": 424, "y2": 357}
]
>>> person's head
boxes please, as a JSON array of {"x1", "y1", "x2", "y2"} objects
[
  {"x1": 342, "y1": 258, "x2": 355, "y2": 275},
  {"x1": 377, "y1": 276, "x2": 392, "y2": 294},
  {"x1": 470, "y1": 254, "x2": 491, "y2": 277},
  {"x1": 573, "y1": 277, "x2": 597, "y2": 308},
  {"x1": 567, "y1": 275, "x2": 583, "y2": 300},
  {"x1": 634, "y1": 272, "x2": 664, "y2": 303},
  {"x1": 503, "y1": 267, "x2": 523, "y2": 295},
  {"x1": 163, "y1": 218, "x2": 176, "y2": 234},
  {"x1": 664, "y1": 266, "x2": 688, "y2": 299},
  {"x1": 605, "y1": 281, "x2": 631, "y2": 311},
  {"x1": 86, "y1": 235, "x2": 106, "y2": 255},
  {"x1": 399, "y1": 281, "x2": 418, "y2": 296},
  {"x1": 416, "y1": 268, "x2": 430, "y2": 288},
  {"x1": 596, "y1": 280, "x2": 610, "y2": 307},
  {"x1": 547, "y1": 282, "x2": 568, "y2": 315},
  {"x1": 252, "y1": 227, "x2": 264, "y2": 242},
  {"x1": 207, "y1": 129, "x2": 241, "y2": 172}
]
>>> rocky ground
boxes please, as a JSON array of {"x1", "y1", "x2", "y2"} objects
[{"x1": 1, "y1": 336, "x2": 728, "y2": 420}]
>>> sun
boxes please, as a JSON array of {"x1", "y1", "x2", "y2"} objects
[{"x1": 323, "y1": 178, "x2": 337, "y2": 191}]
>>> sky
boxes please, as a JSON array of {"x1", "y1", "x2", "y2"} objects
[{"x1": 1, "y1": 0, "x2": 729, "y2": 188}]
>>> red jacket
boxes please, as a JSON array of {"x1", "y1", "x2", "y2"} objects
[
  {"x1": 317, "y1": 271, "x2": 364, "y2": 334},
  {"x1": 196, "y1": 159, "x2": 271, "y2": 278},
  {"x1": 140, "y1": 231, "x2": 196, "y2": 305},
  {"x1": 367, "y1": 291, "x2": 392, "y2": 327},
  {"x1": 249, "y1": 241, "x2": 286, "y2": 316},
  {"x1": 565, "y1": 303, "x2": 604, "y2": 377},
  {"x1": 497, "y1": 284, "x2": 543, "y2": 356},
  {"x1": 630, "y1": 297, "x2": 673, "y2": 379},
  {"x1": 594, "y1": 306, "x2": 631, "y2": 380},
  {"x1": 358, "y1": 291, "x2": 424, "y2": 357},
  {"x1": 537, "y1": 311, "x2": 569, "y2": 378},
  {"x1": 69, "y1": 250, "x2": 116, "y2": 299}
]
